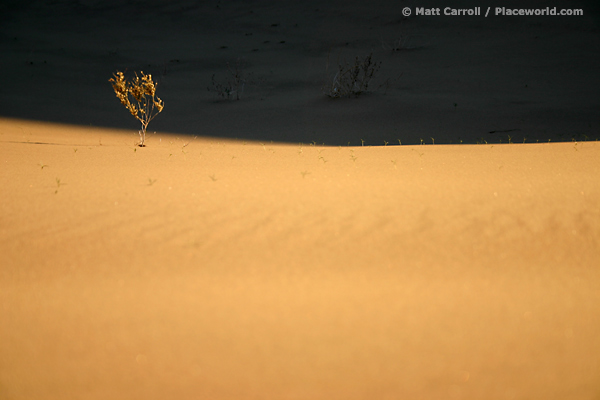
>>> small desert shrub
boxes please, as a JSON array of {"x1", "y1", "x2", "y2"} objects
[
  {"x1": 109, "y1": 71, "x2": 164, "y2": 147},
  {"x1": 323, "y1": 53, "x2": 381, "y2": 98},
  {"x1": 209, "y1": 59, "x2": 247, "y2": 100}
]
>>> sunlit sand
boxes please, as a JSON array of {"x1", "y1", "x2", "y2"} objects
[
  {"x1": 2, "y1": 0, "x2": 600, "y2": 398},
  {"x1": 1, "y1": 117, "x2": 599, "y2": 399}
]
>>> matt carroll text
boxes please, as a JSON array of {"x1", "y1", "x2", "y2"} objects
[
  {"x1": 415, "y1": 7, "x2": 484, "y2": 16},
  {"x1": 408, "y1": 7, "x2": 583, "y2": 17}
]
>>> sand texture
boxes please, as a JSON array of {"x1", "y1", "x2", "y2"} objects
[
  {"x1": 1, "y1": 118, "x2": 599, "y2": 399},
  {"x1": 1, "y1": 0, "x2": 600, "y2": 399}
]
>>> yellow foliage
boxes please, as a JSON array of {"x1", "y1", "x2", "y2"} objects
[{"x1": 109, "y1": 71, "x2": 164, "y2": 146}]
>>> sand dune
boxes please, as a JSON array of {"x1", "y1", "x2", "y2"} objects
[
  {"x1": 1, "y1": 118, "x2": 599, "y2": 399},
  {"x1": 2, "y1": 0, "x2": 600, "y2": 398}
]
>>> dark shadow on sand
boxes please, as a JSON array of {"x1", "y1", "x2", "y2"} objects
[{"x1": 1, "y1": 0, "x2": 599, "y2": 145}]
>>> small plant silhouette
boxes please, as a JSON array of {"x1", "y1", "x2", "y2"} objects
[
  {"x1": 209, "y1": 59, "x2": 247, "y2": 100},
  {"x1": 324, "y1": 53, "x2": 381, "y2": 98},
  {"x1": 109, "y1": 71, "x2": 164, "y2": 147}
]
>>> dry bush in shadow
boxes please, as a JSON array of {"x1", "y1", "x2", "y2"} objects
[
  {"x1": 209, "y1": 59, "x2": 248, "y2": 101},
  {"x1": 323, "y1": 53, "x2": 381, "y2": 98}
]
